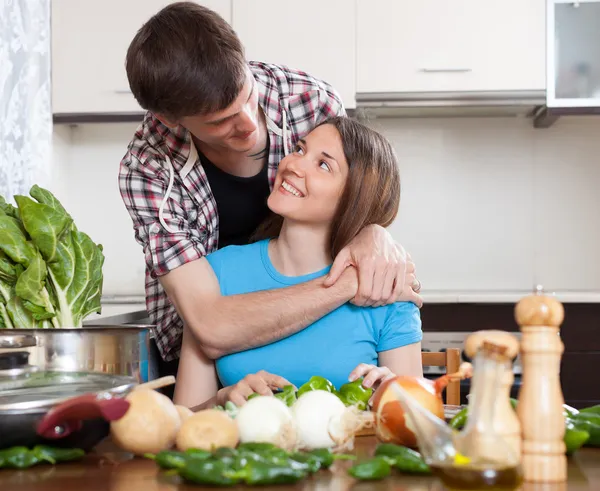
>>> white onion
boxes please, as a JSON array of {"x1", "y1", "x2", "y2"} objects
[
  {"x1": 235, "y1": 396, "x2": 296, "y2": 449},
  {"x1": 291, "y1": 390, "x2": 349, "y2": 450}
]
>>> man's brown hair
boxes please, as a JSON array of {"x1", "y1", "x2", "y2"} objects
[
  {"x1": 125, "y1": 2, "x2": 247, "y2": 120},
  {"x1": 253, "y1": 117, "x2": 401, "y2": 258}
]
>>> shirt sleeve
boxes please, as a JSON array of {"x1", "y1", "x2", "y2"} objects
[
  {"x1": 377, "y1": 302, "x2": 423, "y2": 352},
  {"x1": 119, "y1": 154, "x2": 207, "y2": 278},
  {"x1": 314, "y1": 80, "x2": 347, "y2": 123}
]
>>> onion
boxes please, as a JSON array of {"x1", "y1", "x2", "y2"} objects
[
  {"x1": 176, "y1": 409, "x2": 239, "y2": 451},
  {"x1": 292, "y1": 390, "x2": 372, "y2": 451},
  {"x1": 235, "y1": 396, "x2": 297, "y2": 451},
  {"x1": 110, "y1": 389, "x2": 180, "y2": 455},
  {"x1": 371, "y1": 376, "x2": 445, "y2": 448}
]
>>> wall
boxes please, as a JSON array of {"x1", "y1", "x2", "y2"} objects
[
  {"x1": 51, "y1": 122, "x2": 146, "y2": 297},
  {"x1": 50, "y1": 115, "x2": 600, "y2": 298}
]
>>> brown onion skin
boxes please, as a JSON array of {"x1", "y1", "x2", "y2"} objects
[{"x1": 371, "y1": 376, "x2": 445, "y2": 448}]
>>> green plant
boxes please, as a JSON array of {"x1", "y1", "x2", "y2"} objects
[{"x1": 0, "y1": 185, "x2": 104, "y2": 328}]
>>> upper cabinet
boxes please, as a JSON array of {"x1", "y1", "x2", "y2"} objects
[
  {"x1": 231, "y1": 0, "x2": 357, "y2": 109},
  {"x1": 356, "y1": 0, "x2": 546, "y2": 95},
  {"x1": 51, "y1": 1, "x2": 231, "y2": 115},
  {"x1": 547, "y1": 0, "x2": 600, "y2": 108}
]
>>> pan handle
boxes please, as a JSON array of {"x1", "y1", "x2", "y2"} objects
[{"x1": 36, "y1": 393, "x2": 130, "y2": 439}]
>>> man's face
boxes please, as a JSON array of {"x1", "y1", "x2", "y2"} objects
[{"x1": 176, "y1": 71, "x2": 261, "y2": 154}]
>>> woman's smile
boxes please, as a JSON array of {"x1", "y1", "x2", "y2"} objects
[{"x1": 280, "y1": 179, "x2": 305, "y2": 198}]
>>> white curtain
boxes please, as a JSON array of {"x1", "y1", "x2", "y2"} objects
[{"x1": 0, "y1": 0, "x2": 52, "y2": 201}]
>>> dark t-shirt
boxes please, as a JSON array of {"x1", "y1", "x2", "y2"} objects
[{"x1": 200, "y1": 150, "x2": 271, "y2": 249}]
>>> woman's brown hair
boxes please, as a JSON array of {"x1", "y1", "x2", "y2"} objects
[{"x1": 252, "y1": 116, "x2": 401, "y2": 258}]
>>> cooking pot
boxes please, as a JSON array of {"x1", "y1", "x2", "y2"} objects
[
  {"x1": 0, "y1": 351, "x2": 137, "y2": 451},
  {"x1": 0, "y1": 326, "x2": 156, "y2": 383}
]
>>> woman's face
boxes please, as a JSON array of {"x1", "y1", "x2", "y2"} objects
[{"x1": 268, "y1": 124, "x2": 349, "y2": 226}]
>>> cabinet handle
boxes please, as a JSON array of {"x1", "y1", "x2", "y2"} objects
[
  {"x1": 114, "y1": 89, "x2": 132, "y2": 94},
  {"x1": 420, "y1": 68, "x2": 472, "y2": 73}
]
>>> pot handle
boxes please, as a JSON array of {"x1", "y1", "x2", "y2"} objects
[
  {"x1": 0, "y1": 334, "x2": 37, "y2": 349},
  {"x1": 36, "y1": 393, "x2": 131, "y2": 439}
]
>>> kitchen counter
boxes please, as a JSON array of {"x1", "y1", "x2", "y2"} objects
[
  {"x1": 83, "y1": 296, "x2": 148, "y2": 327},
  {"x1": 0, "y1": 437, "x2": 598, "y2": 490}
]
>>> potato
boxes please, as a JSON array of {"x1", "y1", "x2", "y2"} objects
[
  {"x1": 110, "y1": 389, "x2": 180, "y2": 455},
  {"x1": 176, "y1": 409, "x2": 239, "y2": 451},
  {"x1": 175, "y1": 405, "x2": 194, "y2": 422}
]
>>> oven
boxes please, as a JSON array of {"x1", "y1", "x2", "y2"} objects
[{"x1": 421, "y1": 332, "x2": 522, "y2": 406}]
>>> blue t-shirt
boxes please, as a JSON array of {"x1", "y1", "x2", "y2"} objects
[{"x1": 207, "y1": 239, "x2": 422, "y2": 391}]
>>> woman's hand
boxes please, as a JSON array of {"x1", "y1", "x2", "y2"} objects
[
  {"x1": 218, "y1": 370, "x2": 294, "y2": 407},
  {"x1": 348, "y1": 363, "x2": 396, "y2": 392},
  {"x1": 324, "y1": 224, "x2": 423, "y2": 308}
]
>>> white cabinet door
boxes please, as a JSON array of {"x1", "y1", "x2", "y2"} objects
[
  {"x1": 51, "y1": 1, "x2": 231, "y2": 114},
  {"x1": 357, "y1": 0, "x2": 546, "y2": 94},
  {"x1": 232, "y1": 0, "x2": 356, "y2": 108}
]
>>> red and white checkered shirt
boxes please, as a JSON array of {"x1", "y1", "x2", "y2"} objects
[{"x1": 119, "y1": 61, "x2": 346, "y2": 361}]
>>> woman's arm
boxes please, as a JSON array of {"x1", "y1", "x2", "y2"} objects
[
  {"x1": 378, "y1": 342, "x2": 424, "y2": 378},
  {"x1": 173, "y1": 323, "x2": 220, "y2": 408}
]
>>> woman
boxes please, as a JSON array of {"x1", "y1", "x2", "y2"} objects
[{"x1": 174, "y1": 116, "x2": 423, "y2": 408}]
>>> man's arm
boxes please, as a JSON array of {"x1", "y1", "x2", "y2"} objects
[
  {"x1": 160, "y1": 258, "x2": 357, "y2": 359},
  {"x1": 379, "y1": 342, "x2": 424, "y2": 378}
]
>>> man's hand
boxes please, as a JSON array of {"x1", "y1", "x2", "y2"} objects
[
  {"x1": 324, "y1": 225, "x2": 423, "y2": 308},
  {"x1": 217, "y1": 370, "x2": 294, "y2": 407}
]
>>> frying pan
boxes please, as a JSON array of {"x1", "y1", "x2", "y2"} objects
[{"x1": 0, "y1": 351, "x2": 173, "y2": 451}]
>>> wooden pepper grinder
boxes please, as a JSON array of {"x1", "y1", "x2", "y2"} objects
[
  {"x1": 515, "y1": 286, "x2": 567, "y2": 483},
  {"x1": 464, "y1": 330, "x2": 521, "y2": 460}
]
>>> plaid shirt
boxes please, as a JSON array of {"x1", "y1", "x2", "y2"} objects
[{"x1": 119, "y1": 61, "x2": 346, "y2": 361}]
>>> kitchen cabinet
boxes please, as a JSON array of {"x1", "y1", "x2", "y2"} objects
[
  {"x1": 356, "y1": 0, "x2": 546, "y2": 95},
  {"x1": 51, "y1": 0, "x2": 231, "y2": 116},
  {"x1": 547, "y1": 0, "x2": 600, "y2": 108},
  {"x1": 231, "y1": 0, "x2": 356, "y2": 109}
]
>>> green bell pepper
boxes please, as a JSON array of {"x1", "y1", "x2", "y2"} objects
[
  {"x1": 32, "y1": 445, "x2": 85, "y2": 465},
  {"x1": 225, "y1": 461, "x2": 308, "y2": 485},
  {"x1": 374, "y1": 443, "x2": 431, "y2": 474},
  {"x1": 579, "y1": 404, "x2": 600, "y2": 416},
  {"x1": 572, "y1": 413, "x2": 600, "y2": 447},
  {"x1": 185, "y1": 448, "x2": 212, "y2": 460},
  {"x1": 304, "y1": 448, "x2": 356, "y2": 469},
  {"x1": 0, "y1": 447, "x2": 39, "y2": 469},
  {"x1": 296, "y1": 376, "x2": 334, "y2": 398},
  {"x1": 179, "y1": 458, "x2": 240, "y2": 486},
  {"x1": 448, "y1": 407, "x2": 468, "y2": 430},
  {"x1": 338, "y1": 378, "x2": 373, "y2": 410},
  {"x1": 288, "y1": 452, "x2": 322, "y2": 473},
  {"x1": 237, "y1": 442, "x2": 279, "y2": 453},
  {"x1": 564, "y1": 421, "x2": 590, "y2": 455},
  {"x1": 274, "y1": 385, "x2": 297, "y2": 406},
  {"x1": 348, "y1": 457, "x2": 392, "y2": 480},
  {"x1": 145, "y1": 450, "x2": 188, "y2": 470},
  {"x1": 0, "y1": 445, "x2": 84, "y2": 469}
]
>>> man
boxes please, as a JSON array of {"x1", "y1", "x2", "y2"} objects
[{"x1": 119, "y1": 2, "x2": 422, "y2": 392}]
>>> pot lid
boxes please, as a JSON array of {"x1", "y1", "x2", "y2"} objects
[{"x1": 0, "y1": 352, "x2": 136, "y2": 412}]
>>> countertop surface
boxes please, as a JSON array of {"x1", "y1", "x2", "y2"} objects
[{"x1": 0, "y1": 437, "x2": 598, "y2": 491}]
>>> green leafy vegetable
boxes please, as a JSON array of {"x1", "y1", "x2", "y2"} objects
[{"x1": 0, "y1": 185, "x2": 104, "y2": 328}]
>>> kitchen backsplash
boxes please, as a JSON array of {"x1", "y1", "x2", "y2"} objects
[{"x1": 50, "y1": 115, "x2": 600, "y2": 297}]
